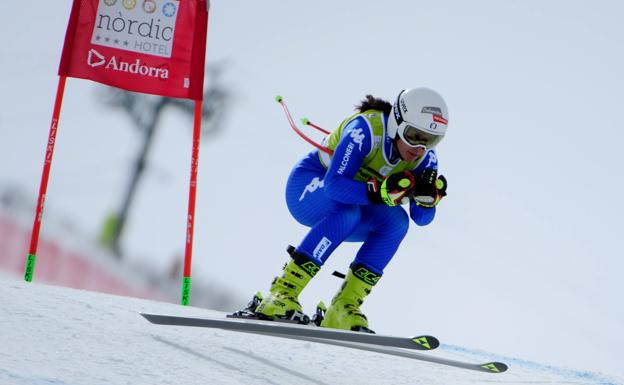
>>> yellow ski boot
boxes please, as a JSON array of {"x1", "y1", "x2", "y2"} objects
[
  {"x1": 320, "y1": 264, "x2": 380, "y2": 333},
  {"x1": 254, "y1": 246, "x2": 320, "y2": 323}
]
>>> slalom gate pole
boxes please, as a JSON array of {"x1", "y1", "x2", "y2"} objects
[
  {"x1": 275, "y1": 96, "x2": 333, "y2": 155},
  {"x1": 25, "y1": 76, "x2": 68, "y2": 282},
  {"x1": 181, "y1": 100, "x2": 203, "y2": 305}
]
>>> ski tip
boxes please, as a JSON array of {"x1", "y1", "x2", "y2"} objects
[
  {"x1": 140, "y1": 313, "x2": 158, "y2": 323},
  {"x1": 410, "y1": 335, "x2": 440, "y2": 350},
  {"x1": 301, "y1": 117, "x2": 310, "y2": 125},
  {"x1": 479, "y1": 362, "x2": 509, "y2": 373},
  {"x1": 141, "y1": 313, "x2": 171, "y2": 325},
  {"x1": 275, "y1": 95, "x2": 283, "y2": 103}
]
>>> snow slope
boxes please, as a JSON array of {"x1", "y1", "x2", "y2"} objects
[{"x1": 1, "y1": 277, "x2": 621, "y2": 385}]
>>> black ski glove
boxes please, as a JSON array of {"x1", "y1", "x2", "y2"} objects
[
  {"x1": 436, "y1": 175, "x2": 448, "y2": 198},
  {"x1": 367, "y1": 171, "x2": 415, "y2": 206},
  {"x1": 413, "y1": 170, "x2": 447, "y2": 208}
]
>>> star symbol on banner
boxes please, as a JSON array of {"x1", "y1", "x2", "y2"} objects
[
  {"x1": 95, "y1": 35, "x2": 101, "y2": 41},
  {"x1": 114, "y1": 39, "x2": 119, "y2": 44},
  {"x1": 123, "y1": 41, "x2": 129, "y2": 46},
  {"x1": 105, "y1": 37, "x2": 110, "y2": 42}
]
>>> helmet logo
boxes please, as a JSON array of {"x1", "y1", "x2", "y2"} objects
[
  {"x1": 422, "y1": 106, "x2": 442, "y2": 115},
  {"x1": 400, "y1": 98, "x2": 408, "y2": 113},
  {"x1": 430, "y1": 122, "x2": 438, "y2": 130},
  {"x1": 393, "y1": 102, "x2": 403, "y2": 125},
  {"x1": 432, "y1": 114, "x2": 448, "y2": 125}
]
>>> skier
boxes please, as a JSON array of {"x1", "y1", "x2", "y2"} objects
[{"x1": 253, "y1": 88, "x2": 449, "y2": 332}]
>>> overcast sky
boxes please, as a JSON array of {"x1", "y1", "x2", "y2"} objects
[{"x1": 1, "y1": 0, "x2": 623, "y2": 376}]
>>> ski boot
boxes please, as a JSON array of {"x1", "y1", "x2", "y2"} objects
[
  {"x1": 252, "y1": 246, "x2": 321, "y2": 324},
  {"x1": 320, "y1": 263, "x2": 380, "y2": 333}
]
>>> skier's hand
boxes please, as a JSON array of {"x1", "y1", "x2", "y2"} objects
[
  {"x1": 413, "y1": 170, "x2": 447, "y2": 208},
  {"x1": 367, "y1": 171, "x2": 415, "y2": 206},
  {"x1": 436, "y1": 175, "x2": 448, "y2": 198}
]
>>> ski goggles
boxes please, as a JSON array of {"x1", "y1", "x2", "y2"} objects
[{"x1": 397, "y1": 123, "x2": 444, "y2": 149}]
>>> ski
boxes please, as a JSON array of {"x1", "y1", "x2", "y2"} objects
[
  {"x1": 261, "y1": 333, "x2": 508, "y2": 374},
  {"x1": 141, "y1": 313, "x2": 506, "y2": 374},
  {"x1": 141, "y1": 313, "x2": 439, "y2": 351}
]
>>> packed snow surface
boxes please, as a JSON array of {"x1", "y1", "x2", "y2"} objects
[{"x1": 0, "y1": 277, "x2": 621, "y2": 385}]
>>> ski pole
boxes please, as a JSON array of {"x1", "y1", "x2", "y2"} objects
[
  {"x1": 300, "y1": 118, "x2": 330, "y2": 135},
  {"x1": 275, "y1": 96, "x2": 333, "y2": 155}
]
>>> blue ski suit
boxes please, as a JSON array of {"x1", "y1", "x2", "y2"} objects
[{"x1": 285, "y1": 113, "x2": 439, "y2": 276}]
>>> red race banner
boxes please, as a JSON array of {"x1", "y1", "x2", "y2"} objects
[{"x1": 59, "y1": 0, "x2": 208, "y2": 100}]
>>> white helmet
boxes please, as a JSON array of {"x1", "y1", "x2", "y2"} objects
[{"x1": 387, "y1": 88, "x2": 449, "y2": 149}]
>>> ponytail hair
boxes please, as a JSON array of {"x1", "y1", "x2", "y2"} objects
[{"x1": 355, "y1": 95, "x2": 392, "y2": 115}]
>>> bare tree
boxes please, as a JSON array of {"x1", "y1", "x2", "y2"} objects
[{"x1": 98, "y1": 64, "x2": 229, "y2": 258}]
